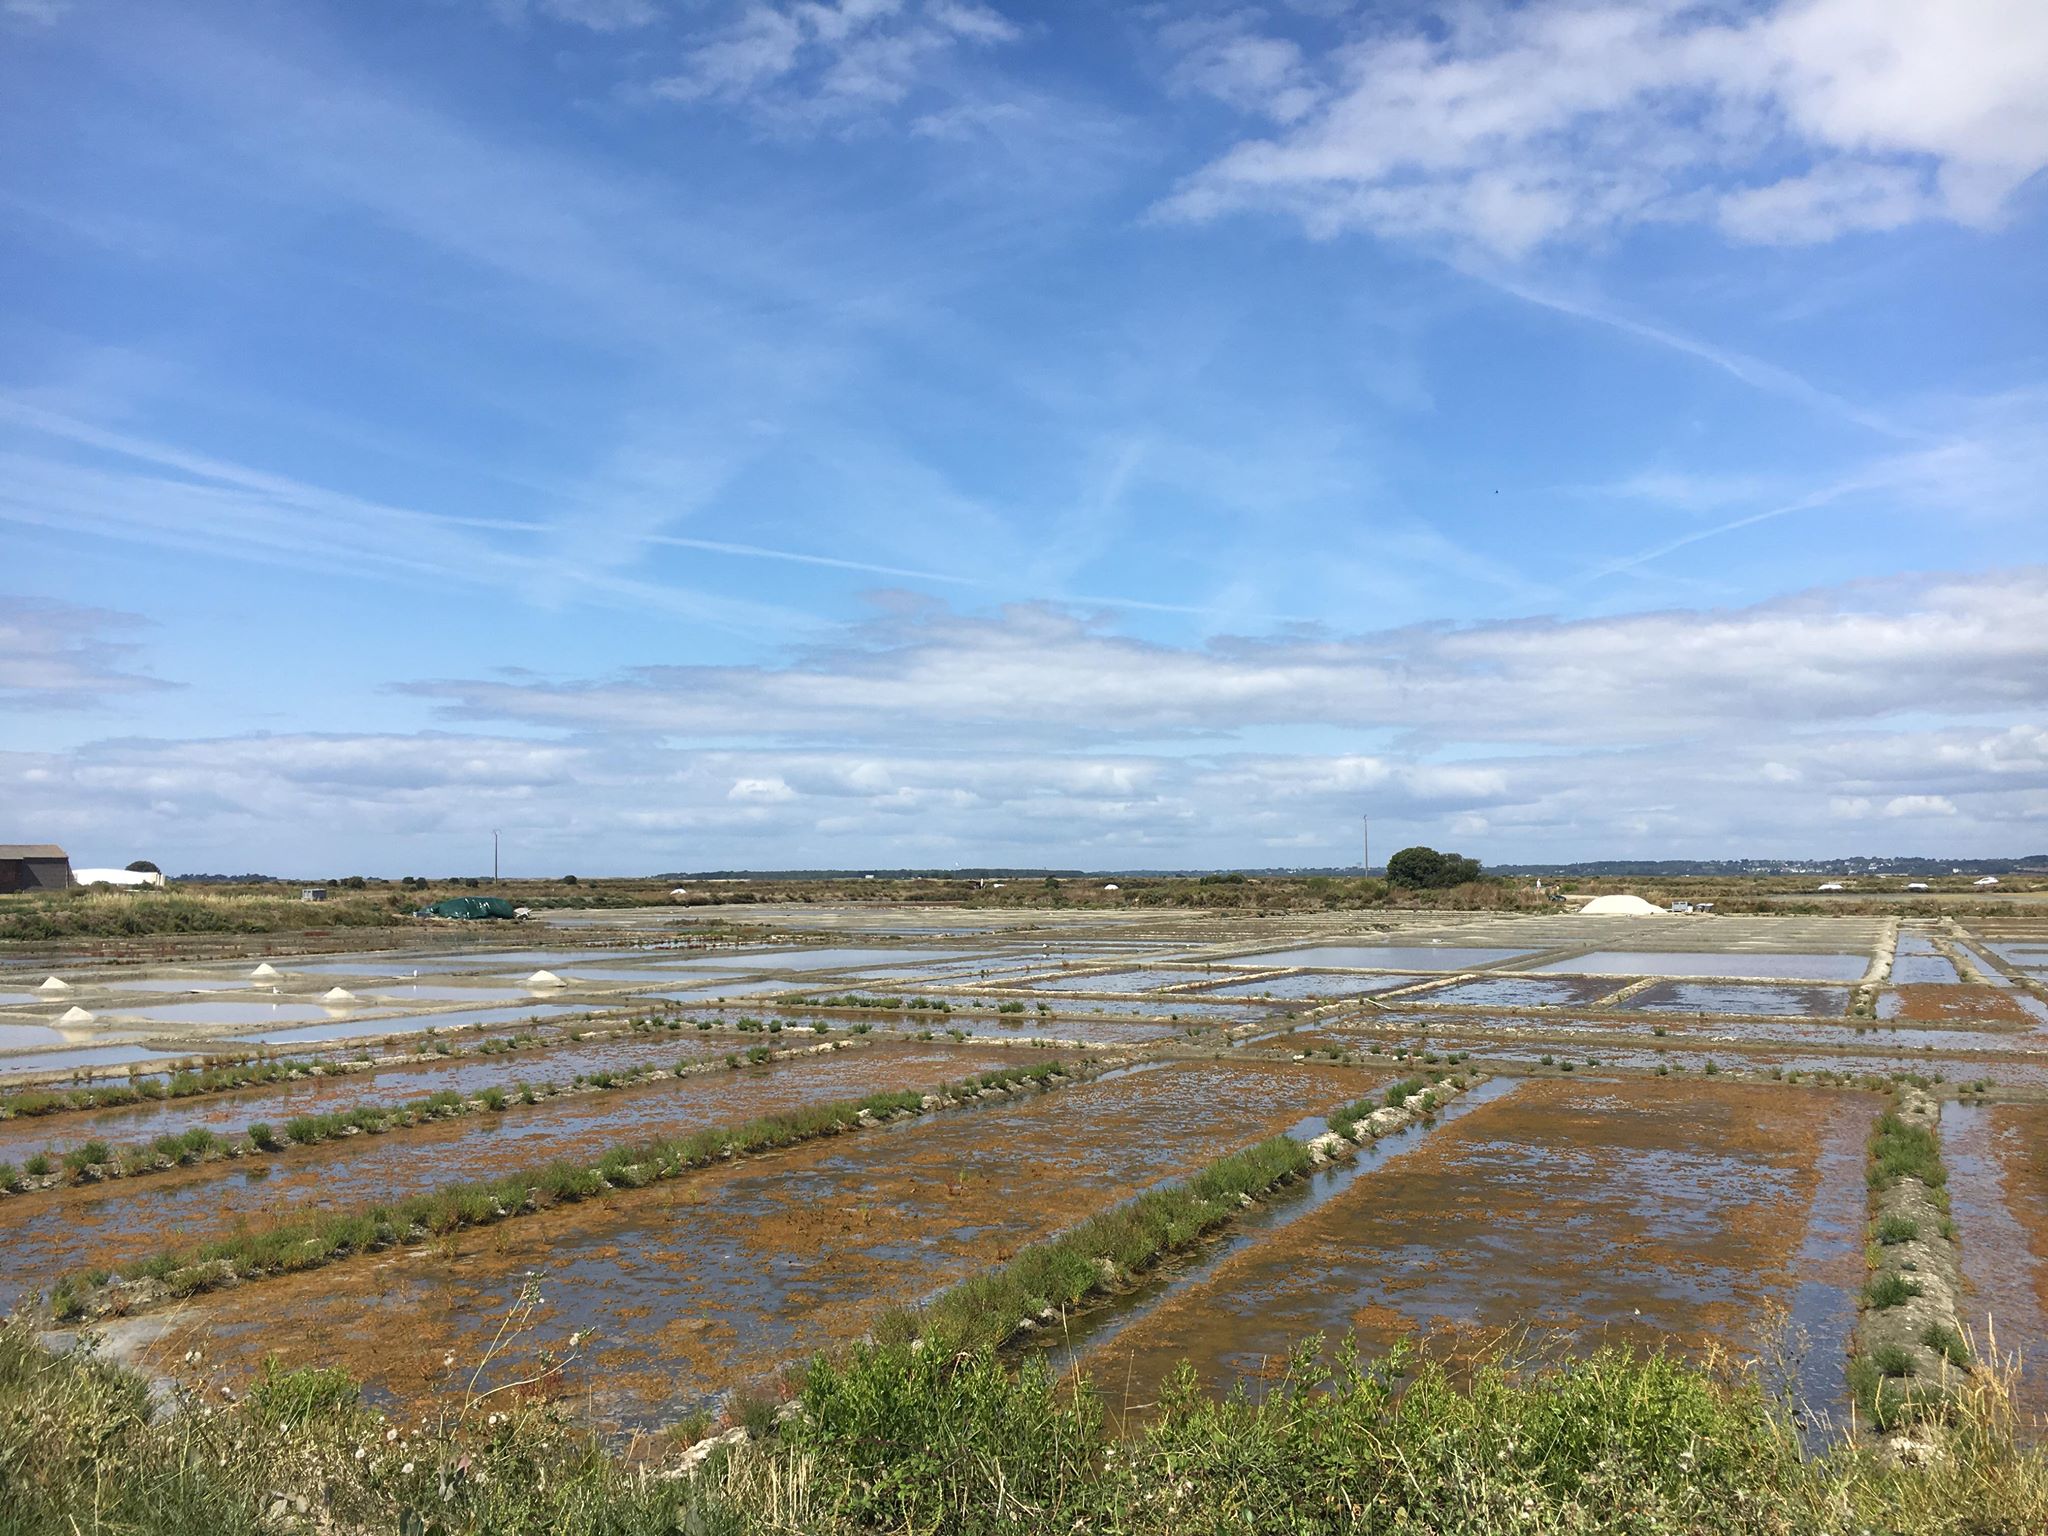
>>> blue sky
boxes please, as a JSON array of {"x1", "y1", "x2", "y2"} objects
[{"x1": 2, "y1": 0, "x2": 2045, "y2": 875}]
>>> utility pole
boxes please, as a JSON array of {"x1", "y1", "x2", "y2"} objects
[
  {"x1": 492, "y1": 830, "x2": 500, "y2": 884},
  {"x1": 1361, "y1": 814, "x2": 1369, "y2": 875}
]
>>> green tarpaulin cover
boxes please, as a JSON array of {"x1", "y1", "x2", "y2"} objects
[{"x1": 417, "y1": 896, "x2": 518, "y2": 920}]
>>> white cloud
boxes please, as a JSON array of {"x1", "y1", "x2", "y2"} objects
[
  {"x1": 11, "y1": 717, "x2": 2044, "y2": 874},
  {"x1": 402, "y1": 568, "x2": 2048, "y2": 748},
  {"x1": 1159, "y1": 0, "x2": 2048, "y2": 254},
  {"x1": 1882, "y1": 793, "x2": 1958, "y2": 818}
]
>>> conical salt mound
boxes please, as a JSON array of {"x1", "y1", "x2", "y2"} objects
[
  {"x1": 249, "y1": 962, "x2": 281, "y2": 979},
  {"x1": 58, "y1": 1006, "x2": 94, "y2": 1025},
  {"x1": 36, "y1": 976, "x2": 69, "y2": 993},
  {"x1": 321, "y1": 986, "x2": 359, "y2": 1004},
  {"x1": 525, "y1": 970, "x2": 565, "y2": 987}
]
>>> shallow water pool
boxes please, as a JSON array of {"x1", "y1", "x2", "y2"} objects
[{"x1": 1227, "y1": 946, "x2": 1532, "y2": 972}]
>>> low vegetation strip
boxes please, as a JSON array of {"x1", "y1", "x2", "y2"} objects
[
  {"x1": 1853, "y1": 1086, "x2": 1970, "y2": 1428},
  {"x1": 5, "y1": 1317, "x2": 2042, "y2": 1536},
  {"x1": 49, "y1": 1060, "x2": 1077, "y2": 1324},
  {"x1": 0, "y1": 1055, "x2": 356, "y2": 1121},
  {"x1": 0, "y1": 1039, "x2": 853, "y2": 1197},
  {"x1": 877, "y1": 1133, "x2": 1313, "y2": 1356},
  {"x1": 0, "y1": 1009, "x2": 799, "y2": 1130}
]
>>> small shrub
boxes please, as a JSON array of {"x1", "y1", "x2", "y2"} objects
[
  {"x1": 63, "y1": 1140, "x2": 114, "y2": 1174},
  {"x1": 246, "y1": 1357, "x2": 360, "y2": 1431},
  {"x1": 1921, "y1": 1322, "x2": 1971, "y2": 1368},
  {"x1": 1870, "y1": 1343, "x2": 1915, "y2": 1378},
  {"x1": 1866, "y1": 1272, "x2": 1922, "y2": 1310},
  {"x1": 22, "y1": 1154, "x2": 51, "y2": 1178},
  {"x1": 1876, "y1": 1214, "x2": 1919, "y2": 1246}
]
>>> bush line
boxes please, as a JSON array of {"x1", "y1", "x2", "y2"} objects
[{"x1": 49, "y1": 1061, "x2": 1075, "y2": 1323}]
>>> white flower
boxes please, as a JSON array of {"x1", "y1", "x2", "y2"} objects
[{"x1": 402, "y1": 1461, "x2": 415, "y2": 1475}]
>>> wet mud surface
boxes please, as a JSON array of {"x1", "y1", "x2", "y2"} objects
[
  {"x1": 1879, "y1": 986, "x2": 2041, "y2": 1029},
  {"x1": 1941, "y1": 1101, "x2": 2048, "y2": 1426},
  {"x1": 1075, "y1": 1077, "x2": 1875, "y2": 1420},
  {"x1": 0, "y1": 1043, "x2": 1020, "y2": 1307},
  {"x1": 134, "y1": 1059, "x2": 1381, "y2": 1429}
]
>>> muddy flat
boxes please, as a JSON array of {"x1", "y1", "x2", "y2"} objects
[{"x1": 1075, "y1": 1077, "x2": 1874, "y2": 1418}]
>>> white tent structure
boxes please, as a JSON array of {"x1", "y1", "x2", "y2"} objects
[
  {"x1": 72, "y1": 867, "x2": 165, "y2": 887},
  {"x1": 1579, "y1": 893, "x2": 1665, "y2": 917}
]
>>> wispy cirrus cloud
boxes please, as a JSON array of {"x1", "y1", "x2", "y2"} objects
[
  {"x1": 647, "y1": 0, "x2": 1021, "y2": 127},
  {"x1": 1158, "y1": 0, "x2": 2048, "y2": 256},
  {"x1": 0, "y1": 595, "x2": 174, "y2": 708}
]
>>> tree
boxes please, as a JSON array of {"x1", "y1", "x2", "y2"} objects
[
  {"x1": 1386, "y1": 845, "x2": 1483, "y2": 889},
  {"x1": 124, "y1": 860, "x2": 160, "y2": 874}
]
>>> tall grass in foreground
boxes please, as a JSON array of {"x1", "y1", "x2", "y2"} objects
[{"x1": 2, "y1": 1317, "x2": 2041, "y2": 1536}]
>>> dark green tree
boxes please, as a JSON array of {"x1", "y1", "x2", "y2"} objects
[{"x1": 1386, "y1": 845, "x2": 1482, "y2": 889}]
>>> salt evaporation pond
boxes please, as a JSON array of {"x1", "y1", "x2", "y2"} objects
[
  {"x1": 368, "y1": 985, "x2": 534, "y2": 1003},
  {"x1": 1026, "y1": 968, "x2": 1224, "y2": 993},
  {"x1": 0, "y1": 1044, "x2": 182, "y2": 1078},
  {"x1": 98, "y1": 978, "x2": 261, "y2": 994},
  {"x1": 108, "y1": 1001, "x2": 357, "y2": 1026},
  {"x1": 1891, "y1": 954, "x2": 1962, "y2": 985},
  {"x1": 654, "y1": 947, "x2": 966, "y2": 972},
  {"x1": 1203, "y1": 973, "x2": 1423, "y2": 1001},
  {"x1": 1532, "y1": 951, "x2": 1868, "y2": 981},
  {"x1": 1227, "y1": 946, "x2": 1534, "y2": 971},
  {"x1": 231, "y1": 1003, "x2": 588, "y2": 1045},
  {"x1": 1631, "y1": 982, "x2": 1850, "y2": 1017},
  {"x1": 1418, "y1": 975, "x2": 1619, "y2": 1010}
]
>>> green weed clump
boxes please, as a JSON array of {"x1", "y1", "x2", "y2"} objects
[
  {"x1": 1868, "y1": 1112, "x2": 1946, "y2": 1192},
  {"x1": 1921, "y1": 1322, "x2": 1972, "y2": 1369},
  {"x1": 1875, "y1": 1213, "x2": 1919, "y2": 1245},
  {"x1": 1865, "y1": 1271, "x2": 1922, "y2": 1310}
]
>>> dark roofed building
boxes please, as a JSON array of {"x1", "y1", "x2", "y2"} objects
[{"x1": 0, "y1": 845, "x2": 72, "y2": 893}]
